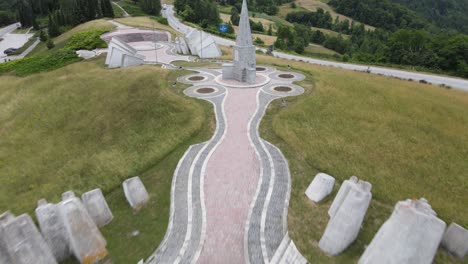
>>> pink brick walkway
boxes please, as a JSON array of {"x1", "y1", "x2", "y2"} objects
[{"x1": 197, "y1": 88, "x2": 261, "y2": 263}]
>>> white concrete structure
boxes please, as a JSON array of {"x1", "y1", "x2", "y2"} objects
[
  {"x1": 441, "y1": 223, "x2": 468, "y2": 259},
  {"x1": 182, "y1": 29, "x2": 221, "y2": 58},
  {"x1": 305, "y1": 173, "x2": 335, "y2": 203},
  {"x1": 35, "y1": 199, "x2": 70, "y2": 262},
  {"x1": 62, "y1": 190, "x2": 76, "y2": 201},
  {"x1": 222, "y1": 0, "x2": 256, "y2": 84},
  {"x1": 105, "y1": 37, "x2": 145, "y2": 69},
  {"x1": 82, "y1": 188, "x2": 114, "y2": 228},
  {"x1": 59, "y1": 197, "x2": 108, "y2": 263},
  {"x1": 328, "y1": 176, "x2": 358, "y2": 217},
  {"x1": 359, "y1": 198, "x2": 446, "y2": 264},
  {"x1": 319, "y1": 177, "x2": 372, "y2": 255},
  {"x1": 0, "y1": 212, "x2": 58, "y2": 264},
  {"x1": 123, "y1": 176, "x2": 150, "y2": 210}
]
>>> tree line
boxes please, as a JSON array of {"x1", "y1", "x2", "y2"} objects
[
  {"x1": 15, "y1": 0, "x2": 114, "y2": 31},
  {"x1": 275, "y1": 22, "x2": 468, "y2": 78},
  {"x1": 174, "y1": 0, "x2": 220, "y2": 26},
  {"x1": 286, "y1": 8, "x2": 353, "y2": 34}
]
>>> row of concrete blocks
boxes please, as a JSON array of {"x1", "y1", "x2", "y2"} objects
[
  {"x1": 0, "y1": 176, "x2": 150, "y2": 264},
  {"x1": 305, "y1": 173, "x2": 467, "y2": 262}
]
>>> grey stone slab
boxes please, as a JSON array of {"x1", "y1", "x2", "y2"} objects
[
  {"x1": 35, "y1": 200, "x2": 70, "y2": 262},
  {"x1": 1, "y1": 213, "x2": 57, "y2": 264},
  {"x1": 62, "y1": 191, "x2": 76, "y2": 201},
  {"x1": 123, "y1": 176, "x2": 150, "y2": 210},
  {"x1": 441, "y1": 223, "x2": 467, "y2": 259},
  {"x1": 359, "y1": 198, "x2": 446, "y2": 264},
  {"x1": 328, "y1": 176, "x2": 359, "y2": 218},
  {"x1": 82, "y1": 188, "x2": 113, "y2": 227},
  {"x1": 319, "y1": 179, "x2": 372, "y2": 255},
  {"x1": 305, "y1": 173, "x2": 335, "y2": 203},
  {"x1": 0, "y1": 230, "x2": 13, "y2": 263},
  {"x1": 59, "y1": 198, "x2": 108, "y2": 263}
]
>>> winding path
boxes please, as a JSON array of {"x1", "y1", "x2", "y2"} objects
[{"x1": 146, "y1": 68, "x2": 308, "y2": 264}]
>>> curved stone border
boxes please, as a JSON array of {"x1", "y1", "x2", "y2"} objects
[
  {"x1": 184, "y1": 84, "x2": 226, "y2": 99},
  {"x1": 255, "y1": 65, "x2": 276, "y2": 74},
  {"x1": 178, "y1": 73, "x2": 215, "y2": 84},
  {"x1": 269, "y1": 71, "x2": 305, "y2": 82},
  {"x1": 262, "y1": 83, "x2": 305, "y2": 97}
]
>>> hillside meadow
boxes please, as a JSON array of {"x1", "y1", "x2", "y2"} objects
[{"x1": 257, "y1": 54, "x2": 467, "y2": 263}]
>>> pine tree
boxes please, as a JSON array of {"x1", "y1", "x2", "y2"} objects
[
  {"x1": 101, "y1": 0, "x2": 115, "y2": 18},
  {"x1": 48, "y1": 13, "x2": 60, "y2": 37}
]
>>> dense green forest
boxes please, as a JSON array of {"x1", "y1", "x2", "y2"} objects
[
  {"x1": 391, "y1": 0, "x2": 468, "y2": 34},
  {"x1": 328, "y1": 0, "x2": 426, "y2": 31},
  {"x1": 277, "y1": 0, "x2": 468, "y2": 77},
  {"x1": 0, "y1": 0, "x2": 15, "y2": 26},
  {"x1": 174, "y1": 0, "x2": 220, "y2": 26}
]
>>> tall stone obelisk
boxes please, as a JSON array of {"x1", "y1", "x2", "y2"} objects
[{"x1": 222, "y1": 0, "x2": 256, "y2": 84}]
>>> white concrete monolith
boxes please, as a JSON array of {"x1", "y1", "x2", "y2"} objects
[
  {"x1": 35, "y1": 199, "x2": 70, "y2": 261},
  {"x1": 0, "y1": 211, "x2": 15, "y2": 264},
  {"x1": 305, "y1": 173, "x2": 335, "y2": 203},
  {"x1": 105, "y1": 37, "x2": 145, "y2": 68},
  {"x1": 222, "y1": 0, "x2": 256, "y2": 83},
  {"x1": 62, "y1": 190, "x2": 76, "y2": 201},
  {"x1": 184, "y1": 29, "x2": 221, "y2": 58},
  {"x1": 328, "y1": 176, "x2": 359, "y2": 217},
  {"x1": 359, "y1": 198, "x2": 446, "y2": 264},
  {"x1": 82, "y1": 188, "x2": 113, "y2": 227},
  {"x1": 0, "y1": 212, "x2": 58, "y2": 264},
  {"x1": 59, "y1": 197, "x2": 108, "y2": 263},
  {"x1": 123, "y1": 176, "x2": 149, "y2": 210},
  {"x1": 319, "y1": 178, "x2": 372, "y2": 255},
  {"x1": 441, "y1": 223, "x2": 467, "y2": 259}
]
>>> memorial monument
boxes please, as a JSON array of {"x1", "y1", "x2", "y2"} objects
[{"x1": 222, "y1": 0, "x2": 256, "y2": 84}]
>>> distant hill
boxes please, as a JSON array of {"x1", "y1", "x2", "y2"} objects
[{"x1": 390, "y1": 0, "x2": 468, "y2": 34}]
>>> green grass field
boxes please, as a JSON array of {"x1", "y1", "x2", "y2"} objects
[
  {"x1": 0, "y1": 56, "x2": 214, "y2": 263},
  {"x1": 0, "y1": 56, "x2": 208, "y2": 214},
  {"x1": 257, "y1": 54, "x2": 467, "y2": 263}
]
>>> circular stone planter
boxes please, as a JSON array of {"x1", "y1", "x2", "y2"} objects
[
  {"x1": 196, "y1": 88, "x2": 216, "y2": 94},
  {"x1": 184, "y1": 84, "x2": 226, "y2": 99},
  {"x1": 177, "y1": 73, "x2": 214, "y2": 84},
  {"x1": 278, "y1": 74, "x2": 294, "y2": 79},
  {"x1": 274, "y1": 86, "x2": 293, "y2": 92},
  {"x1": 189, "y1": 76, "x2": 206, "y2": 81},
  {"x1": 262, "y1": 83, "x2": 305, "y2": 97},
  {"x1": 269, "y1": 71, "x2": 306, "y2": 82},
  {"x1": 256, "y1": 67, "x2": 267, "y2": 72}
]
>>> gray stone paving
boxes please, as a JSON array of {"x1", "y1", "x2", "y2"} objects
[
  {"x1": 146, "y1": 93, "x2": 226, "y2": 264},
  {"x1": 246, "y1": 91, "x2": 276, "y2": 264},
  {"x1": 147, "y1": 67, "x2": 306, "y2": 264},
  {"x1": 264, "y1": 141, "x2": 291, "y2": 259},
  {"x1": 149, "y1": 144, "x2": 203, "y2": 263}
]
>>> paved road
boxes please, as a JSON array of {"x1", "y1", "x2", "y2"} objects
[
  {"x1": 162, "y1": 5, "x2": 468, "y2": 91},
  {"x1": 0, "y1": 23, "x2": 19, "y2": 37},
  {"x1": 112, "y1": 1, "x2": 130, "y2": 17}
]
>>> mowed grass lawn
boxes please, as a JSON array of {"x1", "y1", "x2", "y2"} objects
[
  {"x1": 0, "y1": 57, "x2": 207, "y2": 216},
  {"x1": 257, "y1": 55, "x2": 467, "y2": 263}
]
